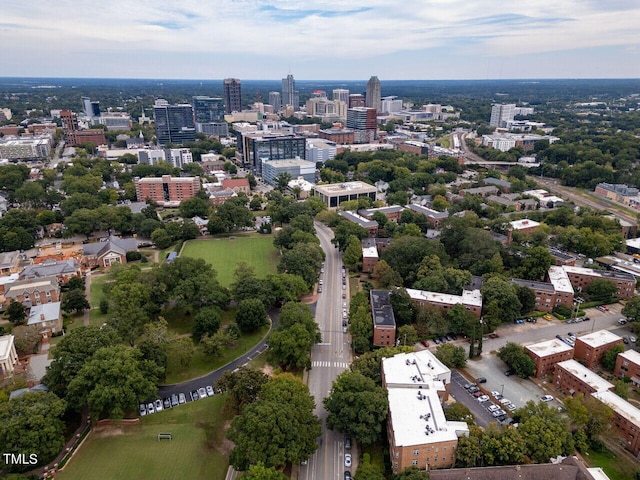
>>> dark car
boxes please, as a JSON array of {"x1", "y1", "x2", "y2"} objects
[
  {"x1": 445, "y1": 335, "x2": 453, "y2": 341},
  {"x1": 504, "y1": 369, "x2": 515, "y2": 376},
  {"x1": 345, "y1": 471, "x2": 352, "y2": 480},
  {"x1": 433, "y1": 337, "x2": 441, "y2": 345},
  {"x1": 489, "y1": 333, "x2": 499, "y2": 339},
  {"x1": 476, "y1": 377, "x2": 487, "y2": 384},
  {"x1": 345, "y1": 437, "x2": 352, "y2": 450},
  {"x1": 449, "y1": 334, "x2": 458, "y2": 340},
  {"x1": 421, "y1": 340, "x2": 429, "y2": 347},
  {"x1": 468, "y1": 386, "x2": 479, "y2": 394}
]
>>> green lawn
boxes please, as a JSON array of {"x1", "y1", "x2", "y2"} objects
[
  {"x1": 181, "y1": 235, "x2": 280, "y2": 287},
  {"x1": 58, "y1": 395, "x2": 231, "y2": 480},
  {"x1": 584, "y1": 447, "x2": 637, "y2": 480}
]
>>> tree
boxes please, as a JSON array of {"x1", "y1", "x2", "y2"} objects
[
  {"x1": 168, "y1": 337, "x2": 195, "y2": 371},
  {"x1": 481, "y1": 277, "x2": 522, "y2": 324},
  {"x1": 602, "y1": 343, "x2": 625, "y2": 371},
  {"x1": 240, "y1": 463, "x2": 287, "y2": 480},
  {"x1": 415, "y1": 304, "x2": 448, "y2": 337},
  {"x1": 355, "y1": 454, "x2": 386, "y2": 480},
  {"x1": 108, "y1": 278, "x2": 152, "y2": 345},
  {"x1": 0, "y1": 392, "x2": 67, "y2": 472},
  {"x1": 67, "y1": 345, "x2": 161, "y2": 418},
  {"x1": 192, "y1": 307, "x2": 222, "y2": 341},
  {"x1": 435, "y1": 343, "x2": 467, "y2": 368},
  {"x1": 6, "y1": 300, "x2": 26, "y2": 325},
  {"x1": 61, "y1": 288, "x2": 91, "y2": 314},
  {"x1": 515, "y1": 401, "x2": 574, "y2": 463},
  {"x1": 43, "y1": 325, "x2": 119, "y2": 398},
  {"x1": 277, "y1": 242, "x2": 324, "y2": 288},
  {"x1": 350, "y1": 346, "x2": 413, "y2": 383},
  {"x1": 498, "y1": 342, "x2": 535, "y2": 378},
  {"x1": 151, "y1": 228, "x2": 172, "y2": 249},
  {"x1": 268, "y1": 322, "x2": 317, "y2": 371},
  {"x1": 343, "y1": 235, "x2": 363, "y2": 271},
  {"x1": 382, "y1": 236, "x2": 448, "y2": 286},
  {"x1": 515, "y1": 284, "x2": 536, "y2": 315},
  {"x1": 622, "y1": 296, "x2": 640, "y2": 321},
  {"x1": 371, "y1": 260, "x2": 402, "y2": 288},
  {"x1": 615, "y1": 379, "x2": 630, "y2": 399},
  {"x1": 324, "y1": 371, "x2": 389, "y2": 446},
  {"x1": 444, "y1": 402, "x2": 474, "y2": 424},
  {"x1": 518, "y1": 246, "x2": 554, "y2": 281},
  {"x1": 64, "y1": 208, "x2": 97, "y2": 237},
  {"x1": 228, "y1": 374, "x2": 321, "y2": 470},
  {"x1": 236, "y1": 298, "x2": 268, "y2": 333},
  {"x1": 215, "y1": 367, "x2": 269, "y2": 413},
  {"x1": 391, "y1": 466, "x2": 430, "y2": 480},
  {"x1": 587, "y1": 278, "x2": 618, "y2": 303},
  {"x1": 274, "y1": 172, "x2": 293, "y2": 191},
  {"x1": 397, "y1": 325, "x2": 418, "y2": 346},
  {"x1": 200, "y1": 330, "x2": 230, "y2": 357},
  {"x1": 179, "y1": 196, "x2": 210, "y2": 218}
]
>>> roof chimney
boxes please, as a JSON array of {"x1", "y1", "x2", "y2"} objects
[{"x1": 40, "y1": 314, "x2": 45, "y2": 321}]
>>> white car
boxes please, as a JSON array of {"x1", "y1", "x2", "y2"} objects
[
  {"x1": 206, "y1": 385, "x2": 214, "y2": 396},
  {"x1": 344, "y1": 453, "x2": 352, "y2": 468},
  {"x1": 499, "y1": 398, "x2": 511, "y2": 405},
  {"x1": 147, "y1": 402, "x2": 155, "y2": 414},
  {"x1": 507, "y1": 404, "x2": 517, "y2": 411},
  {"x1": 155, "y1": 399, "x2": 163, "y2": 412},
  {"x1": 477, "y1": 395, "x2": 490, "y2": 402},
  {"x1": 492, "y1": 409, "x2": 506, "y2": 417},
  {"x1": 488, "y1": 404, "x2": 501, "y2": 412},
  {"x1": 541, "y1": 395, "x2": 554, "y2": 402},
  {"x1": 490, "y1": 391, "x2": 500, "y2": 398}
]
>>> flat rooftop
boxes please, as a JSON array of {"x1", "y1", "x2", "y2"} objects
[
  {"x1": 619, "y1": 349, "x2": 640, "y2": 365},
  {"x1": 370, "y1": 290, "x2": 395, "y2": 327},
  {"x1": 405, "y1": 204, "x2": 449, "y2": 219},
  {"x1": 576, "y1": 329, "x2": 622, "y2": 348},
  {"x1": 510, "y1": 219, "x2": 541, "y2": 230},
  {"x1": 557, "y1": 360, "x2": 614, "y2": 393},
  {"x1": 406, "y1": 288, "x2": 482, "y2": 308},
  {"x1": 314, "y1": 181, "x2": 377, "y2": 195},
  {"x1": 548, "y1": 266, "x2": 574, "y2": 294},
  {"x1": 511, "y1": 278, "x2": 555, "y2": 292},
  {"x1": 382, "y1": 350, "x2": 451, "y2": 387},
  {"x1": 526, "y1": 338, "x2": 573, "y2": 357},
  {"x1": 0, "y1": 334, "x2": 14, "y2": 359},
  {"x1": 362, "y1": 245, "x2": 378, "y2": 258},
  {"x1": 563, "y1": 265, "x2": 635, "y2": 282},
  {"x1": 338, "y1": 211, "x2": 378, "y2": 228},
  {"x1": 593, "y1": 390, "x2": 640, "y2": 429}
]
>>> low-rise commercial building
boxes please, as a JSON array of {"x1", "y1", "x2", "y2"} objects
[
  {"x1": 261, "y1": 158, "x2": 316, "y2": 186},
  {"x1": 525, "y1": 338, "x2": 574, "y2": 378},
  {"x1": 382, "y1": 350, "x2": 468, "y2": 474},
  {"x1": 370, "y1": 290, "x2": 396, "y2": 347},
  {"x1": 573, "y1": 330, "x2": 623, "y2": 368},
  {"x1": 314, "y1": 182, "x2": 377, "y2": 209}
]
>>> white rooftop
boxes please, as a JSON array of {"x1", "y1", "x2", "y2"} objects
[
  {"x1": 314, "y1": 181, "x2": 377, "y2": 195},
  {"x1": 0, "y1": 334, "x2": 15, "y2": 360},
  {"x1": 626, "y1": 238, "x2": 640, "y2": 250},
  {"x1": 557, "y1": 359, "x2": 614, "y2": 393},
  {"x1": 406, "y1": 288, "x2": 483, "y2": 308},
  {"x1": 619, "y1": 349, "x2": 640, "y2": 365},
  {"x1": 510, "y1": 219, "x2": 541, "y2": 230},
  {"x1": 362, "y1": 245, "x2": 378, "y2": 258},
  {"x1": 387, "y1": 387, "x2": 469, "y2": 447},
  {"x1": 382, "y1": 350, "x2": 451, "y2": 387},
  {"x1": 563, "y1": 265, "x2": 635, "y2": 282},
  {"x1": 576, "y1": 329, "x2": 622, "y2": 348},
  {"x1": 526, "y1": 338, "x2": 573, "y2": 357},
  {"x1": 547, "y1": 266, "x2": 574, "y2": 294},
  {"x1": 593, "y1": 390, "x2": 640, "y2": 429}
]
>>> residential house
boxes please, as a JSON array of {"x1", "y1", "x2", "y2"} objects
[
  {"x1": 27, "y1": 302, "x2": 63, "y2": 337},
  {"x1": 81, "y1": 235, "x2": 138, "y2": 268},
  {"x1": 20, "y1": 258, "x2": 81, "y2": 284},
  {"x1": 4, "y1": 276, "x2": 60, "y2": 307}
]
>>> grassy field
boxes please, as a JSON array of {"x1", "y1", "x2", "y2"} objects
[
  {"x1": 584, "y1": 447, "x2": 637, "y2": 480},
  {"x1": 58, "y1": 394, "x2": 232, "y2": 480},
  {"x1": 181, "y1": 235, "x2": 280, "y2": 287}
]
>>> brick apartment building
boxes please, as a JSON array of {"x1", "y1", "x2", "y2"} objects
[
  {"x1": 554, "y1": 359, "x2": 614, "y2": 397},
  {"x1": 382, "y1": 351, "x2": 469, "y2": 474},
  {"x1": 615, "y1": 349, "x2": 640, "y2": 387},
  {"x1": 134, "y1": 175, "x2": 201, "y2": 206},
  {"x1": 573, "y1": 330, "x2": 623, "y2": 368},
  {"x1": 338, "y1": 211, "x2": 378, "y2": 237},
  {"x1": 510, "y1": 278, "x2": 574, "y2": 312},
  {"x1": 370, "y1": 290, "x2": 396, "y2": 347},
  {"x1": 358, "y1": 206, "x2": 404, "y2": 223},
  {"x1": 525, "y1": 338, "x2": 574, "y2": 378},
  {"x1": 562, "y1": 266, "x2": 636, "y2": 300},
  {"x1": 593, "y1": 390, "x2": 640, "y2": 457},
  {"x1": 405, "y1": 204, "x2": 449, "y2": 228},
  {"x1": 318, "y1": 128, "x2": 355, "y2": 145},
  {"x1": 406, "y1": 288, "x2": 483, "y2": 318},
  {"x1": 4, "y1": 277, "x2": 60, "y2": 307},
  {"x1": 362, "y1": 238, "x2": 379, "y2": 273}
]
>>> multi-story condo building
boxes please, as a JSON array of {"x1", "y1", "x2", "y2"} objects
[
  {"x1": 223, "y1": 78, "x2": 242, "y2": 114},
  {"x1": 554, "y1": 359, "x2": 614, "y2": 397},
  {"x1": 615, "y1": 349, "x2": 640, "y2": 386},
  {"x1": 370, "y1": 290, "x2": 396, "y2": 347},
  {"x1": 192, "y1": 96, "x2": 225, "y2": 127},
  {"x1": 382, "y1": 350, "x2": 469, "y2": 474},
  {"x1": 237, "y1": 132, "x2": 306, "y2": 174},
  {"x1": 525, "y1": 338, "x2": 574, "y2": 378},
  {"x1": 348, "y1": 94, "x2": 365, "y2": 108},
  {"x1": 489, "y1": 103, "x2": 515, "y2": 127},
  {"x1": 268, "y1": 91, "x2": 281, "y2": 112},
  {"x1": 365, "y1": 76, "x2": 381, "y2": 111},
  {"x1": 134, "y1": 175, "x2": 201, "y2": 206},
  {"x1": 153, "y1": 100, "x2": 196, "y2": 145},
  {"x1": 406, "y1": 288, "x2": 483, "y2": 318},
  {"x1": 333, "y1": 89, "x2": 349, "y2": 104},
  {"x1": 346, "y1": 107, "x2": 377, "y2": 143},
  {"x1": 573, "y1": 330, "x2": 623, "y2": 368}
]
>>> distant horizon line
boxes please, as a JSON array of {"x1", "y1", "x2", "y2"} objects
[{"x1": 1, "y1": 76, "x2": 639, "y2": 83}]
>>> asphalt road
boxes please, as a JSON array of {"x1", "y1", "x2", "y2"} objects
[{"x1": 300, "y1": 222, "x2": 354, "y2": 480}]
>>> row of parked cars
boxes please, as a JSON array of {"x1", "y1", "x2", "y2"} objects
[
  {"x1": 462, "y1": 383, "x2": 513, "y2": 422},
  {"x1": 566, "y1": 316, "x2": 590, "y2": 324},
  {"x1": 139, "y1": 385, "x2": 220, "y2": 416}
]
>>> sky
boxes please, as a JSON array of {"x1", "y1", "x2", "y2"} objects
[{"x1": 1, "y1": 0, "x2": 639, "y2": 80}]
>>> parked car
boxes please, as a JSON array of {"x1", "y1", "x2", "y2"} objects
[
  {"x1": 489, "y1": 333, "x2": 500, "y2": 338},
  {"x1": 433, "y1": 337, "x2": 441, "y2": 345},
  {"x1": 468, "y1": 386, "x2": 479, "y2": 394},
  {"x1": 507, "y1": 404, "x2": 517, "y2": 411},
  {"x1": 499, "y1": 398, "x2": 512, "y2": 405},
  {"x1": 477, "y1": 395, "x2": 490, "y2": 403},
  {"x1": 631, "y1": 336, "x2": 637, "y2": 343},
  {"x1": 191, "y1": 390, "x2": 199, "y2": 401},
  {"x1": 206, "y1": 385, "x2": 214, "y2": 396},
  {"x1": 171, "y1": 394, "x2": 179, "y2": 407},
  {"x1": 543, "y1": 314, "x2": 553, "y2": 321},
  {"x1": 504, "y1": 369, "x2": 515, "y2": 376},
  {"x1": 198, "y1": 387, "x2": 207, "y2": 399},
  {"x1": 476, "y1": 377, "x2": 487, "y2": 384},
  {"x1": 344, "y1": 471, "x2": 352, "y2": 480},
  {"x1": 618, "y1": 318, "x2": 628, "y2": 325},
  {"x1": 178, "y1": 393, "x2": 186, "y2": 404},
  {"x1": 541, "y1": 395, "x2": 554, "y2": 402},
  {"x1": 318, "y1": 286, "x2": 322, "y2": 293},
  {"x1": 147, "y1": 402, "x2": 155, "y2": 414},
  {"x1": 490, "y1": 391, "x2": 500, "y2": 398},
  {"x1": 492, "y1": 409, "x2": 507, "y2": 417},
  {"x1": 488, "y1": 404, "x2": 501, "y2": 412},
  {"x1": 155, "y1": 399, "x2": 163, "y2": 412},
  {"x1": 139, "y1": 404, "x2": 147, "y2": 416},
  {"x1": 514, "y1": 319, "x2": 525, "y2": 324},
  {"x1": 344, "y1": 454, "x2": 352, "y2": 468},
  {"x1": 421, "y1": 340, "x2": 430, "y2": 347},
  {"x1": 163, "y1": 397, "x2": 171, "y2": 409},
  {"x1": 345, "y1": 437, "x2": 352, "y2": 450}
]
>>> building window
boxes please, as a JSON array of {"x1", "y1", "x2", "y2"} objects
[
  {"x1": 413, "y1": 449, "x2": 419, "y2": 455},
  {"x1": 412, "y1": 460, "x2": 418, "y2": 466}
]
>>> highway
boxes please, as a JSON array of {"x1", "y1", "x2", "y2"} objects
[{"x1": 300, "y1": 222, "x2": 354, "y2": 480}]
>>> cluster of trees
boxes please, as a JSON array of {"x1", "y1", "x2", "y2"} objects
[
  {"x1": 267, "y1": 302, "x2": 320, "y2": 371},
  {"x1": 227, "y1": 373, "x2": 321, "y2": 471},
  {"x1": 60, "y1": 276, "x2": 90, "y2": 314},
  {"x1": 497, "y1": 343, "x2": 535, "y2": 378}
]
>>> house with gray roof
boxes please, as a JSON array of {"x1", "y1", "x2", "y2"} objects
[
  {"x1": 4, "y1": 276, "x2": 60, "y2": 307},
  {"x1": 28, "y1": 302, "x2": 62, "y2": 336},
  {"x1": 20, "y1": 258, "x2": 81, "y2": 283},
  {"x1": 81, "y1": 235, "x2": 138, "y2": 268}
]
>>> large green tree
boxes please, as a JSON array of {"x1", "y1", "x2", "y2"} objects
[
  {"x1": 0, "y1": 392, "x2": 67, "y2": 472},
  {"x1": 324, "y1": 371, "x2": 389, "y2": 446},
  {"x1": 586, "y1": 278, "x2": 618, "y2": 303},
  {"x1": 236, "y1": 298, "x2": 268, "y2": 333},
  {"x1": 435, "y1": 343, "x2": 467, "y2": 368},
  {"x1": 228, "y1": 374, "x2": 321, "y2": 470},
  {"x1": 215, "y1": 367, "x2": 269, "y2": 413},
  {"x1": 61, "y1": 288, "x2": 91, "y2": 314},
  {"x1": 514, "y1": 401, "x2": 574, "y2": 463},
  {"x1": 240, "y1": 463, "x2": 288, "y2": 480},
  {"x1": 498, "y1": 342, "x2": 535, "y2": 378}
]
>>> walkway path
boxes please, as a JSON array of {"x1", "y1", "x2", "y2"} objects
[{"x1": 83, "y1": 271, "x2": 92, "y2": 326}]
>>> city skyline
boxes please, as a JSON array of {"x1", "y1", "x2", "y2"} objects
[{"x1": 1, "y1": 1, "x2": 640, "y2": 80}]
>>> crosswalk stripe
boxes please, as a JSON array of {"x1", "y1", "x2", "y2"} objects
[{"x1": 311, "y1": 361, "x2": 350, "y2": 368}]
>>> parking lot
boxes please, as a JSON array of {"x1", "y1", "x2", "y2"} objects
[
  {"x1": 449, "y1": 370, "x2": 503, "y2": 429},
  {"x1": 140, "y1": 384, "x2": 221, "y2": 417}
]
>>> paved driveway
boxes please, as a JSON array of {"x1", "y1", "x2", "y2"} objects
[{"x1": 449, "y1": 370, "x2": 501, "y2": 429}]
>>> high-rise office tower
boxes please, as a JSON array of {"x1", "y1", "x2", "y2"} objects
[
  {"x1": 365, "y1": 76, "x2": 381, "y2": 112},
  {"x1": 153, "y1": 99, "x2": 196, "y2": 146},
  {"x1": 192, "y1": 96, "x2": 225, "y2": 123},
  {"x1": 282, "y1": 74, "x2": 299, "y2": 109},
  {"x1": 223, "y1": 78, "x2": 242, "y2": 114},
  {"x1": 81, "y1": 96, "x2": 100, "y2": 118},
  {"x1": 333, "y1": 89, "x2": 349, "y2": 104},
  {"x1": 489, "y1": 104, "x2": 516, "y2": 127},
  {"x1": 268, "y1": 92, "x2": 281, "y2": 112},
  {"x1": 346, "y1": 107, "x2": 377, "y2": 143}
]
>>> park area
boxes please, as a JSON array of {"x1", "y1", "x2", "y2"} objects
[
  {"x1": 58, "y1": 395, "x2": 232, "y2": 480},
  {"x1": 181, "y1": 234, "x2": 280, "y2": 287}
]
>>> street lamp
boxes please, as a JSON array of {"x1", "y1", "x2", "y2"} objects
[{"x1": 500, "y1": 384, "x2": 505, "y2": 396}]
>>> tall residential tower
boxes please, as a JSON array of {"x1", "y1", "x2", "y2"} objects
[{"x1": 282, "y1": 74, "x2": 299, "y2": 109}]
